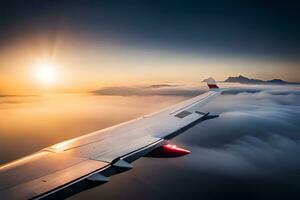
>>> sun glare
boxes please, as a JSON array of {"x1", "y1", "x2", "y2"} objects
[{"x1": 35, "y1": 61, "x2": 57, "y2": 85}]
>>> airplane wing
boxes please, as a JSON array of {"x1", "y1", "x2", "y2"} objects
[{"x1": 0, "y1": 78, "x2": 223, "y2": 200}]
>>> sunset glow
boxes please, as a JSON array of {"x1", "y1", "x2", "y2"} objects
[
  {"x1": 1, "y1": 1, "x2": 300, "y2": 199},
  {"x1": 34, "y1": 61, "x2": 58, "y2": 86}
]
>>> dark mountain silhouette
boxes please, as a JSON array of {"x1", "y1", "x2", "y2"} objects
[{"x1": 223, "y1": 75, "x2": 297, "y2": 84}]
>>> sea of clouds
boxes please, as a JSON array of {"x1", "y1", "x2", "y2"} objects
[{"x1": 73, "y1": 84, "x2": 300, "y2": 200}]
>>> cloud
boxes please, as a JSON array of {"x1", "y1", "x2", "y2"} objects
[
  {"x1": 175, "y1": 85, "x2": 300, "y2": 181},
  {"x1": 146, "y1": 84, "x2": 180, "y2": 88},
  {"x1": 91, "y1": 84, "x2": 300, "y2": 179},
  {"x1": 92, "y1": 85, "x2": 206, "y2": 97},
  {"x1": 0, "y1": 95, "x2": 40, "y2": 104},
  {"x1": 65, "y1": 84, "x2": 300, "y2": 200},
  {"x1": 0, "y1": 94, "x2": 38, "y2": 98},
  {"x1": 185, "y1": 134, "x2": 300, "y2": 179},
  {"x1": 222, "y1": 85, "x2": 300, "y2": 96}
]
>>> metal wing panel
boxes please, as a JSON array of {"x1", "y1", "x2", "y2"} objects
[
  {"x1": 0, "y1": 152, "x2": 86, "y2": 190},
  {"x1": 91, "y1": 135, "x2": 161, "y2": 162},
  {"x1": 169, "y1": 91, "x2": 219, "y2": 115},
  {"x1": 1, "y1": 160, "x2": 108, "y2": 200},
  {"x1": 60, "y1": 135, "x2": 161, "y2": 163}
]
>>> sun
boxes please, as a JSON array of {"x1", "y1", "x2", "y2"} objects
[{"x1": 34, "y1": 61, "x2": 57, "y2": 85}]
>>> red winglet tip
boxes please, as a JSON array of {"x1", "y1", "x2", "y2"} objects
[{"x1": 163, "y1": 144, "x2": 191, "y2": 155}]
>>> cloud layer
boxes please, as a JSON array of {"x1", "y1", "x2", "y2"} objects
[
  {"x1": 1, "y1": 84, "x2": 300, "y2": 199},
  {"x1": 92, "y1": 84, "x2": 206, "y2": 97},
  {"x1": 182, "y1": 85, "x2": 300, "y2": 173},
  {"x1": 72, "y1": 84, "x2": 300, "y2": 200}
]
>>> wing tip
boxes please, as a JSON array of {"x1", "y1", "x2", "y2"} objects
[{"x1": 206, "y1": 77, "x2": 219, "y2": 89}]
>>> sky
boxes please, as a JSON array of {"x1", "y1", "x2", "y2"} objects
[
  {"x1": 1, "y1": 2, "x2": 300, "y2": 199},
  {"x1": 0, "y1": 0, "x2": 300, "y2": 94}
]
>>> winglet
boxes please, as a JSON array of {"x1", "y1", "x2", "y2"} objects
[{"x1": 206, "y1": 77, "x2": 219, "y2": 89}]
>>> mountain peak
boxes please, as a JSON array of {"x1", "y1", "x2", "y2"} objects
[
  {"x1": 224, "y1": 75, "x2": 259, "y2": 84},
  {"x1": 224, "y1": 75, "x2": 292, "y2": 84}
]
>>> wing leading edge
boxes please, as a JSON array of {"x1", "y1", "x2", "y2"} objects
[{"x1": 0, "y1": 79, "x2": 222, "y2": 200}]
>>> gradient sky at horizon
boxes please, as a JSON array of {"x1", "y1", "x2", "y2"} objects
[
  {"x1": 1, "y1": 0, "x2": 300, "y2": 94},
  {"x1": 1, "y1": 2, "x2": 300, "y2": 198}
]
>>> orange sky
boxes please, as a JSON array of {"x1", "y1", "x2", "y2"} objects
[{"x1": 0, "y1": 34, "x2": 299, "y2": 94}]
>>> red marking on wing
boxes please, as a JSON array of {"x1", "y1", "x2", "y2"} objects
[
  {"x1": 207, "y1": 84, "x2": 219, "y2": 89},
  {"x1": 163, "y1": 144, "x2": 191, "y2": 155}
]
